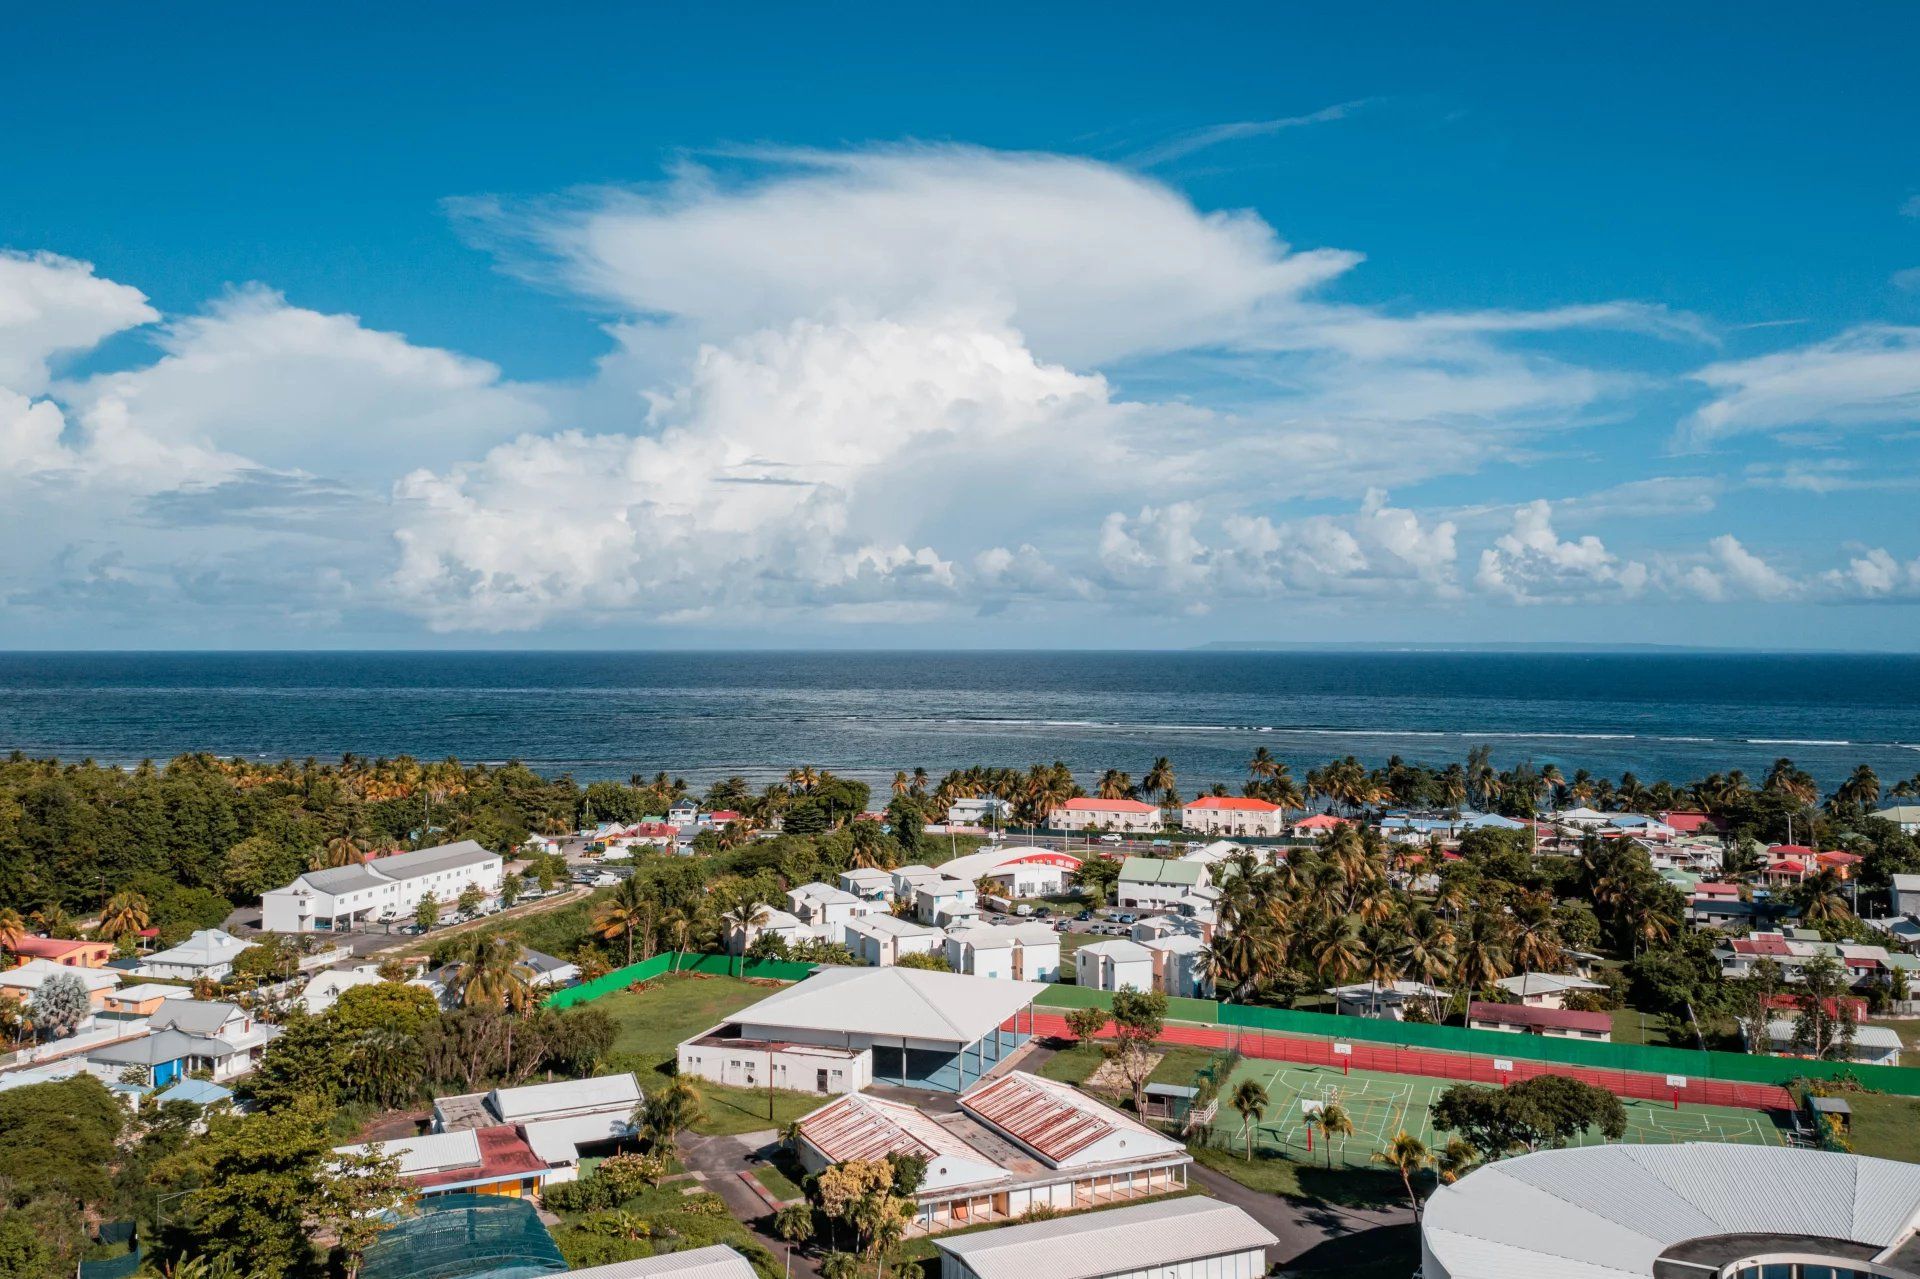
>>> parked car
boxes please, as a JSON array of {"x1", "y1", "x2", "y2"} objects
[
  {"x1": 1076, "y1": 910, "x2": 1092, "y2": 921},
  {"x1": 1054, "y1": 919, "x2": 1071, "y2": 932},
  {"x1": 1014, "y1": 903, "x2": 1033, "y2": 917},
  {"x1": 1099, "y1": 833, "x2": 1124, "y2": 845}
]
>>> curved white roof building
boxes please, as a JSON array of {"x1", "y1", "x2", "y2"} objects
[{"x1": 1422, "y1": 1144, "x2": 1920, "y2": 1279}]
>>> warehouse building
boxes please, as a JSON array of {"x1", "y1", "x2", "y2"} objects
[{"x1": 677, "y1": 965, "x2": 1043, "y2": 1093}]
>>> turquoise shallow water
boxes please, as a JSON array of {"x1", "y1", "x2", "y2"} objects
[{"x1": 0, "y1": 649, "x2": 1914, "y2": 791}]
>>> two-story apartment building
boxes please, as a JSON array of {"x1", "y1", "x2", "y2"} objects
[{"x1": 260, "y1": 840, "x2": 504, "y2": 933}]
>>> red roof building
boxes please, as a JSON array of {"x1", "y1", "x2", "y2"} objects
[
  {"x1": 1466, "y1": 1001, "x2": 1612, "y2": 1040},
  {"x1": 1185, "y1": 796, "x2": 1281, "y2": 813},
  {"x1": 1693, "y1": 882, "x2": 1741, "y2": 900},
  {"x1": 1052, "y1": 796, "x2": 1164, "y2": 833},
  {"x1": 1663, "y1": 811, "x2": 1719, "y2": 834},
  {"x1": 4, "y1": 937, "x2": 113, "y2": 968},
  {"x1": 1291, "y1": 814, "x2": 1348, "y2": 833}
]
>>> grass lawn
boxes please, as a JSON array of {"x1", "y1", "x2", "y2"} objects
[
  {"x1": 751, "y1": 1163, "x2": 805, "y2": 1202},
  {"x1": 1835, "y1": 1091, "x2": 1920, "y2": 1162},
  {"x1": 593, "y1": 972, "x2": 824, "y2": 1135},
  {"x1": 1191, "y1": 1144, "x2": 1407, "y2": 1209}
]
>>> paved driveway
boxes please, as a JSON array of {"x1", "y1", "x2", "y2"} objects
[{"x1": 678, "y1": 1130, "x2": 819, "y2": 1279}]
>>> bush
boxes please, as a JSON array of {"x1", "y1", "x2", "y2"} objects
[
  {"x1": 543, "y1": 1176, "x2": 618, "y2": 1213},
  {"x1": 599, "y1": 1152, "x2": 669, "y2": 1200}
]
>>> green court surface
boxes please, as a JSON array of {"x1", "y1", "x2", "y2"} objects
[{"x1": 1201, "y1": 1057, "x2": 1786, "y2": 1168}]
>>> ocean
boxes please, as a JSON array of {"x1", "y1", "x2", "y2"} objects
[{"x1": 0, "y1": 650, "x2": 1916, "y2": 794}]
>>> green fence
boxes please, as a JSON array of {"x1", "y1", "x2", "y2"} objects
[
  {"x1": 1037, "y1": 984, "x2": 1920, "y2": 1097},
  {"x1": 542, "y1": 952, "x2": 817, "y2": 1008}
]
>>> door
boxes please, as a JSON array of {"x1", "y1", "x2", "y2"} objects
[{"x1": 817, "y1": 1069, "x2": 829, "y2": 1091}]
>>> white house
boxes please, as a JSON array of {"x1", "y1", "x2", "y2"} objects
[
  {"x1": 260, "y1": 840, "x2": 504, "y2": 934},
  {"x1": 839, "y1": 867, "x2": 896, "y2": 903},
  {"x1": 86, "y1": 1000, "x2": 280, "y2": 1085},
  {"x1": 1049, "y1": 798, "x2": 1163, "y2": 833},
  {"x1": 728, "y1": 907, "x2": 809, "y2": 954},
  {"x1": 1493, "y1": 972, "x2": 1607, "y2": 1009},
  {"x1": 1754, "y1": 1018, "x2": 1902, "y2": 1067},
  {"x1": 139, "y1": 928, "x2": 253, "y2": 981},
  {"x1": 1327, "y1": 980, "x2": 1449, "y2": 1021},
  {"x1": 946, "y1": 797, "x2": 1014, "y2": 827},
  {"x1": 298, "y1": 964, "x2": 387, "y2": 1015},
  {"x1": 1141, "y1": 933, "x2": 1211, "y2": 998},
  {"x1": 893, "y1": 865, "x2": 979, "y2": 926},
  {"x1": 937, "y1": 846, "x2": 1082, "y2": 900},
  {"x1": 844, "y1": 914, "x2": 947, "y2": 967},
  {"x1": 1115, "y1": 858, "x2": 1208, "y2": 912},
  {"x1": 1075, "y1": 939, "x2": 1155, "y2": 993},
  {"x1": 944, "y1": 922, "x2": 1061, "y2": 983},
  {"x1": 788, "y1": 882, "x2": 876, "y2": 939},
  {"x1": 1180, "y1": 796, "x2": 1286, "y2": 838}
]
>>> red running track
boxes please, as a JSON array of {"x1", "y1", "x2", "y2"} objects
[{"x1": 1027, "y1": 1012, "x2": 1796, "y2": 1112}]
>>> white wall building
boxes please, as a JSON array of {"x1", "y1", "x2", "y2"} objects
[
  {"x1": 944, "y1": 922, "x2": 1062, "y2": 982},
  {"x1": 139, "y1": 928, "x2": 253, "y2": 981},
  {"x1": 1075, "y1": 939, "x2": 1155, "y2": 993},
  {"x1": 839, "y1": 867, "x2": 895, "y2": 903},
  {"x1": 936, "y1": 846, "x2": 1082, "y2": 899},
  {"x1": 788, "y1": 882, "x2": 877, "y2": 939},
  {"x1": 1493, "y1": 972, "x2": 1608, "y2": 1009},
  {"x1": 934, "y1": 1196, "x2": 1273, "y2": 1279},
  {"x1": 892, "y1": 865, "x2": 980, "y2": 926},
  {"x1": 1049, "y1": 798, "x2": 1163, "y2": 833},
  {"x1": 946, "y1": 797, "x2": 1014, "y2": 827},
  {"x1": 844, "y1": 914, "x2": 947, "y2": 967},
  {"x1": 1115, "y1": 858, "x2": 1208, "y2": 912},
  {"x1": 677, "y1": 966, "x2": 1044, "y2": 1095},
  {"x1": 1141, "y1": 933, "x2": 1212, "y2": 998},
  {"x1": 1180, "y1": 796, "x2": 1286, "y2": 838},
  {"x1": 260, "y1": 840, "x2": 504, "y2": 934}
]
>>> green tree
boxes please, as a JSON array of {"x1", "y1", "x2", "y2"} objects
[
  {"x1": 1063, "y1": 1005, "x2": 1107, "y2": 1043},
  {"x1": 413, "y1": 896, "x2": 440, "y2": 931},
  {"x1": 1104, "y1": 989, "x2": 1167, "y2": 1115},
  {"x1": 28, "y1": 972, "x2": 91, "y2": 1040},
  {"x1": 316, "y1": 1149, "x2": 407, "y2": 1279},
  {"x1": 639, "y1": 1075, "x2": 703, "y2": 1145},
  {"x1": 1788, "y1": 955, "x2": 1859, "y2": 1060},
  {"x1": 1313, "y1": 1101, "x2": 1353, "y2": 1168},
  {"x1": 160, "y1": 1099, "x2": 336, "y2": 1278},
  {"x1": 1229, "y1": 1078, "x2": 1269, "y2": 1160},
  {"x1": 1373, "y1": 1131, "x2": 1432, "y2": 1219},
  {"x1": 775, "y1": 1202, "x2": 814, "y2": 1248}
]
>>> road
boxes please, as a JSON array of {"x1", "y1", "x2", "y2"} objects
[{"x1": 678, "y1": 1130, "x2": 818, "y2": 1279}]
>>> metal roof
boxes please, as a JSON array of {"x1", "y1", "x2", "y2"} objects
[
  {"x1": 558, "y1": 1246, "x2": 757, "y2": 1279},
  {"x1": 1422, "y1": 1143, "x2": 1920, "y2": 1279},
  {"x1": 934, "y1": 1196, "x2": 1275, "y2": 1279},
  {"x1": 797, "y1": 1092, "x2": 1005, "y2": 1169},
  {"x1": 734, "y1": 966, "x2": 1044, "y2": 1045},
  {"x1": 339, "y1": 1130, "x2": 484, "y2": 1176},
  {"x1": 485, "y1": 1073, "x2": 642, "y2": 1122},
  {"x1": 958, "y1": 1071, "x2": 1179, "y2": 1168},
  {"x1": 1118, "y1": 857, "x2": 1204, "y2": 886},
  {"x1": 148, "y1": 1000, "x2": 244, "y2": 1035}
]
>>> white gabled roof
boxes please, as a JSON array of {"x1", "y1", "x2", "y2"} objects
[
  {"x1": 557, "y1": 1246, "x2": 757, "y2": 1279},
  {"x1": 734, "y1": 966, "x2": 1044, "y2": 1044},
  {"x1": 0, "y1": 959, "x2": 121, "y2": 992},
  {"x1": 1076, "y1": 939, "x2": 1152, "y2": 962},
  {"x1": 934, "y1": 1196, "x2": 1274, "y2": 1279},
  {"x1": 1494, "y1": 972, "x2": 1606, "y2": 997},
  {"x1": 1422, "y1": 1143, "x2": 1920, "y2": 1279},
  {"x1": 485, "y1": 1073, "x2": 642, "y2": 1122},
  {"x1": 144, "y1": 928, "x2": 250, "y2": 967},
  {"x1": 521, "y1": 1112, "x2": 634, "y2": 1165}
]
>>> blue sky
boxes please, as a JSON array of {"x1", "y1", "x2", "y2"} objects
[{"x1": 5, "y1": 3, "x2": 1920, "y2": 648}]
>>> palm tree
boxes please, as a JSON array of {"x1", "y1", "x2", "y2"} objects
[
  {"x1": 1792, "y1": 868, "x2": 1851, "y2": 926},
  {"x1": 1229, "y1": 1078, "x2": 1270, "y2": 1160},
  {"x1": 1314, "y1": 1101, "x2": 1354, "y2": 1168},
  {"x1": 97, "y1": 890, "x2": 150, "y2": 943},
  {"x1": 1763, "y1": 757, "x2": 1818, "y2": 806},
  {"x1": 1373, "y1": 1131, "x2": 1432, "y2": 1219},
  {"x1": 314, "y1": 834, "x2": 365, "y2": 870},
  {"x1": 1143, "y1": 757, "x2": 1177, "y2": 807},
  {"x1": 722, "y1": 892, "x2": 773, "y2": 956},
  {"x1": 0, "y1": 907, "x2": 25, "y2": 965},
  {"x1": 1248, "y1": 747, "x2": 1278, "y2": 785},
  {"x1": 1097, "y1": 769, "x2": 1135, "y2": 800},
  {"x1": 1436, "y1": 1137, "x2": 1478, "y2": 1184},
  {"x1": 593, "y1": 878, "x2": 653, "y2": 966},
  {"x1": 1509, "y1": 890, "x2": 1563, "y2": 981},
  {"x1": 1833, "y1": 764, "x2": 1882, "y2": 812},
  {"x1": 451, "y1": 934, "x2": 536, "y2": 1012},
  {"x1": 1454, "y1": 910, "x2": 1513, "y2": 995},
  {"x1": 641, "y1": 1075, "x2": 704, "y2": 1143},
  {"x1": 891, "y1": 771, "x2": 911, "y2": 797}
]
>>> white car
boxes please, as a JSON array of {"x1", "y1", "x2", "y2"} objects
[{"x1": 1099, "y1": 833, "x2": 1124, "y2": 845}]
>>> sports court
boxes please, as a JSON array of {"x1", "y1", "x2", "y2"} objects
[{"x1": 1199, "y1": 1055, "x2": 1786, "y2": 1169}]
